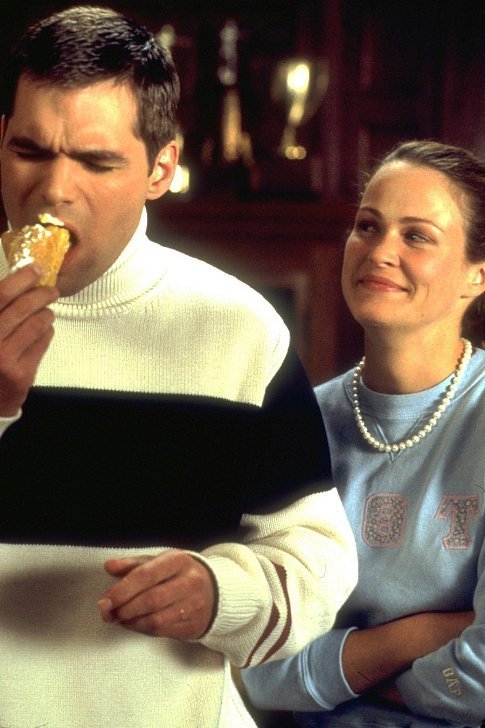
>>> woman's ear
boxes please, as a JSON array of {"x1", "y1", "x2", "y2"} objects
[
  {"x1": 464, "y1": 264, "x2": 485, "y2": 299},
  {"x1": 146, "y1": 141, "x2": 179, "y2": 200}
]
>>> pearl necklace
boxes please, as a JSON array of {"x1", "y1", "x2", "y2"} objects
[{"x1": 351, "y1": 338, "x2": 472, "y2": 453}]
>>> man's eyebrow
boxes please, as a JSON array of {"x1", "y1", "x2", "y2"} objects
[
  {"x1": 7, "y1": 135, "x2": 128, "y2": 164},
  {"x1": 73, "y1": 148, "x2": 129, "y2": 165},
  {"x1": 7, "y1": 135, "x2": 49, "y2": 152}
]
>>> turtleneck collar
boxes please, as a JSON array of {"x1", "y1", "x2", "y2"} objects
[{"x1": 51, "y1": 207, "x2": 167, "y2": 318}]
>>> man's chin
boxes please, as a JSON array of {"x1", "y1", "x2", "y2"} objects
[{"x1": 55, "y1": 272, "x2": 92, "y2": 298}]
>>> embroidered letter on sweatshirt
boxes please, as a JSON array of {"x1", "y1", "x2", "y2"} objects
[
  {"x1": 362, "y1": 494, "x2": 407, "y2": 547},
  {"x1": 435, "y1": 495, "x2": 480, "y2": 550}
]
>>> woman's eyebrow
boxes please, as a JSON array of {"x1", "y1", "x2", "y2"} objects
[
  {"x1": 358, "y1": 205, "x2": 382, "y2": 217},
  {"x1": 400, "y1": 216, "x2": 445, "y2": 232},
  {"x1": 359, "y1": 206, "x2": 444, "y2": 232}
]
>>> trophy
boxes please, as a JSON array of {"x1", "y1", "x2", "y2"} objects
[
  {"x1": 272, "y1": 58, "x2": 329, "y2": 160},
  {"x1": 248, "y1": 56, "x2": 329, "y2": 197},
  {"x1": 198, "y1": 19, "x2": 254, "y2": 192}
]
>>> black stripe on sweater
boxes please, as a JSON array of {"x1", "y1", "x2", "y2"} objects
[{"x1": 1, "y1": 348, "x2": 331, "y2": 548}]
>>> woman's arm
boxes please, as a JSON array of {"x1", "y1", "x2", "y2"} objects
[
  {"x1": 393, "y1": 551, "x2": 485, "y2": 726},
  {"x1": 347, "y1": 539, "x2": 485, "y2": 725},
  {"x1": 342, "y1": 610, "x2": 475, "y2": 694},
  {"x1": 241, "y1": 610, "x2": 474, "y2": 713}
]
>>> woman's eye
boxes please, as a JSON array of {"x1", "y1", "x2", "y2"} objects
[
  {"x1": 405, "y1": 230, "x2": 431, "y2": 244},
  {"x1": 355, "y1": 220, "x2": 378, "y2": 234}
]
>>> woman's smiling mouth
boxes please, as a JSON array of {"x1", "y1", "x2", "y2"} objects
[{"x1": 358, "y1": 274, "x2": 407, "y2": 292}]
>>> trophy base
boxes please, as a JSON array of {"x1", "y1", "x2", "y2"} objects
[{"x1": 245, "y1": 155, "x2": 323, "y2": 199}]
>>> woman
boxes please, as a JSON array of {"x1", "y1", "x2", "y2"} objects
[{"x1": 241, "y1": 140, "x2": 485, "y2": 728}]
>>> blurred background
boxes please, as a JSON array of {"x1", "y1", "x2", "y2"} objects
[{"x1": 1, "y1": 0, "x2": 484, "y2": 385}]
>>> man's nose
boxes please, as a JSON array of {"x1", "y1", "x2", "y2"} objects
[{"x1": 39, "y1": 156, "x2": 76, "y2": 206}]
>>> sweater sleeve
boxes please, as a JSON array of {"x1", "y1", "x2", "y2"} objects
[
  {"x1": 395, "y1": 534, "x2": 485, "y2": 725},
  {"x1": 199, "y1": 489, "x2": 358, "y2": 667},
  {"x1": 198, "y1": 346, "x2": 358, "y2": 667}
]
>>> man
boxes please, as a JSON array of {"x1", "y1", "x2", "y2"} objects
[{"x1": 0, "y1": 7, "x2": 357, "y2": 727}]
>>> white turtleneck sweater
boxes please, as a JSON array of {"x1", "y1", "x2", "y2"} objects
[
  {"x1": 0, "y1": 210, "x2": 357, "y2": 728},
  {"x1": 35, "y1": 208, "x2": 288, "y2": 404}
]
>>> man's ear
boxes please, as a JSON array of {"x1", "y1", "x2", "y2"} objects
[{"x1": 146, "y1": 141, "x2": 179, "y2": 200}]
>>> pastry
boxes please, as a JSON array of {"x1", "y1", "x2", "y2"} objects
[{"x1": 2, "y1": 213, "x2": 71, "y2": 286}]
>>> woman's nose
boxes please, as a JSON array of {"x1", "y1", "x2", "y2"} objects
[
  {"x1": 39, "y1": 156, "x2": 76, "y2": 206},
  {"x1": 367, "y1": 230, "x2": 400, "y2": 266}
]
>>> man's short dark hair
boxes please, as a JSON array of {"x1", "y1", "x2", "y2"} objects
[{"x1": 2, "y1": 5, "x2": 180, "y2": 169}]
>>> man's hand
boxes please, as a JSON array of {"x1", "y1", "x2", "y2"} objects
[
  {"x1": 0, "y1": 264, "x2": 58, "y2": 416},
  {"x1": 97, "y1": 550, "x2": 217, "y2": 640}
]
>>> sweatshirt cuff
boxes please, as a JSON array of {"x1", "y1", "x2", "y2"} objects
[
  {"x1": 394, "y1": 668, "x2": 422, "y2": 713},
  {"x1": 303, "y1": 627, "x2": 359, "y2": 709}
]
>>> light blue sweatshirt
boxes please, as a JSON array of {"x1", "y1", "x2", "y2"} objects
[{"x1": 242, "y1": 347, "x2": 485, "y2": 727}]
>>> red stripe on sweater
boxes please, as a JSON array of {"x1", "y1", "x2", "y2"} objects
[{"x1": 242, "y1": 562, "x2": 291, "y2": 668}]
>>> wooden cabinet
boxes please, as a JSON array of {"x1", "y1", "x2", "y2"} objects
[{"x1": 335, "y1": 0, "x2": 485, "y2": 193}]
